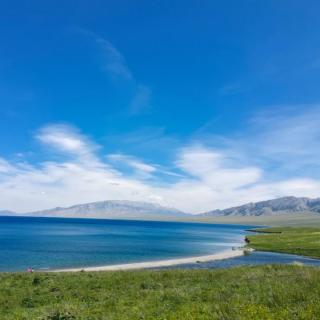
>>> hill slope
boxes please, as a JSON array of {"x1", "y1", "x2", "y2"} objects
[
  {"x1": 25, "y1": 200, "x2": 189, "y2": 220},
  {"x1": 0, "y1": 210, "x2": 16, "y2": 216},
  {"x1": 202, "y1": 196, "x2": 320, "y2": 217},
  {"x1": 2, "y1": 196, "x2": 320, "y2": 221}
]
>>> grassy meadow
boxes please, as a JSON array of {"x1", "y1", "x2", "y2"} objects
[
  {"x1": 247, "y1": 227, "x2": 320, "y2": 258},
  {"x1": 1, "y1": 265, "x2": 320, "y2": 319}
]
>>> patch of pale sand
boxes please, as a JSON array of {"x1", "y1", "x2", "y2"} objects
[{"x1": 52, "y1": 249, "x2": 244, "y2": 272}]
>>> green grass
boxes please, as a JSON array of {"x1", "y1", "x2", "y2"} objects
[
  {"x1": 1, "y1": 265, "x2": 320, "y2": 319},
  {"x1": 247, "y1": 227, "x2": 320, "y2": 258}
]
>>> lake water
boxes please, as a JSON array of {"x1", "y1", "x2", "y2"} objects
[
  {"x1": 0, "y1": 216, "x2": 248, "y2": 272},
  {"x1": 1, "y1": 216, "x2": 319, "y2": 272},
  {"x1": 158, "y1": 251, "x2": 320, "y2": 269}
]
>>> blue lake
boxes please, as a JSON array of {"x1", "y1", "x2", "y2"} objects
[
  {"x1": 0, "y1": 216, "x2": 247, "y2": 271},
  {"x1": 158, "y1": 251, "x2": 320, "y2": 269},
  {"x1": 0, "y1": 216, "x2": 319, "y2": 272}
]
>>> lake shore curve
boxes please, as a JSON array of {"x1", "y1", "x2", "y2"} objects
[{"x1": 52, "y1": 248, "x2": 245, "y2": 272}]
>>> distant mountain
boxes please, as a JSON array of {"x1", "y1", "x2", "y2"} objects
[
  {"x1": 3, "y1": 196, "x2": 320, "y2": 221},
  {"x1": 202, "y1": 196, "x2": 320, "y2": 217},
  {"x1": 0, "y1": 210, "x2": 16, "y2": 216},
  {"x1": 24, "y1": 200, "x2": 189, "y2": 220}
]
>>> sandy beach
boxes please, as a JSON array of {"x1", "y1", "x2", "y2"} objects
[{"x1": 52, "y1": 249, "x2": 244, "y2": 272}]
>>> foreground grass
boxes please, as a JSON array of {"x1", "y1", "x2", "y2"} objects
[
  {"x1": 1, "y1": 265, "x2": 320, "y2": 319},
  {"x1": 247, "y1": 227, "x2": 320, "y2": 258}
]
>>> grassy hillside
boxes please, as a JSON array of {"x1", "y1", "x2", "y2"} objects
[
  {"x1": 247, "y1": 227, "x2": 320, "y2": 258},
  {"x1": 1, "y1": 265, "x2": 320, "y2": 319}
]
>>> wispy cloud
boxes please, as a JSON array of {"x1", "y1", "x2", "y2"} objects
[
  {"x1": 176, "y1": 144, "x2": 262, "y2": 188},
  {"x1": 95, "y1": 37, "x2": 133, "y2": 80},
  {"x1": 37, "y1": 124, "x2": 95, "y2": 155},
  {"x1": 249, "y1": 105, "x2": 320, "y2": 163},
  {"x1": 107, "y1": 153, "x2": 184, "y2": 181},
  {"x1": 76, "y1": 28, "x2": 151, "y2": 114},
  {"x1": 0, "y1": 158, "x2": 15, "y2": 174},
  {"x1": 35, "y1": 124, "x2": 101, "y2": 167},
  {"x1": 195, "y1": 105, "x2": 320, "y2": 177},
  {"x1": 129, "y1": 84, "x2": 152, "y2": 115},
  {"x1": 108, "y1": 153, "x2": 156, "y2": 178}
]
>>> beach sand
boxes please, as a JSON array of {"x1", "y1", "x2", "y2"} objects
[{"x1": 52, "y1": 249, "x2": 244, "y2": 272}]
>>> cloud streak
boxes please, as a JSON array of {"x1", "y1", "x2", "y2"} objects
[
  {"x1": 95, "y1": 37, "x2": 133, "y2": 80},
  {"x1": 250, "y1": 106, "x2": 320, "y2": 164},
  {"x1": 129, "y1": 85, "x2": 152, "y2": 115},
  {"x1": 77, "y1": 28, "x2": 151, "y2": 114}
]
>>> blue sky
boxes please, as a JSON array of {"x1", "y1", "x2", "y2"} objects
[{"x1": 1, "y1": 1, "x2": 320, "y2": 213}]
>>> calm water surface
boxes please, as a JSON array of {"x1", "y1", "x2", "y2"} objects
[
  {"x1": 1, "y1": 216, "x2": 319, "y2": 272},
  {"x1": 160, "y1": 251, "x2": 320, "y2": 269},
  {"x1": 0, "y1": 216, "x2": 248, "y2": 271}
]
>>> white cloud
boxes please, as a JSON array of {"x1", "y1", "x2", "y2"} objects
[
  {"x1": 247, "y1": 105, "x2": 320, "y2": 166},
  {"x1": 108, "y1": 153, "x2": 157, "y2": 176},
  {"x1": 37, "y1": 124, "x2": 95, "y2": 155},
  {"x1": 35, "y1": 124, "x2": 103, "y2": 170},
  {"x1": 195, "y1": 105, "x2": 320, "y2": 178},
  {"x1": 0, "y1": 158, "x2": 15, "y2": 173},
  {"x1": 176, "y1": 145, "x2": 262, "y2": 188},
  {"x1": 1, "y1": 114, "x2": 320, "y2": 214}
]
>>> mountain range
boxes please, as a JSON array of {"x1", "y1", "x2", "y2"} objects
[
  {"x1": 23, "y1": 200, "x2": 187, "y2": 220},
  {"x1": 202, "y1": 196, "x2": 320, "y2": 216},
  {"x1": 0, "y1": 210, "x2": 16, "y2": 216},
  {"x1": 1, "y1": 196, "x2": 320, "y2": 220}
]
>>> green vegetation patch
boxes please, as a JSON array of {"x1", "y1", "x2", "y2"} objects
[
  {"x1": 247, "y1": 227, "x2": 320, "y2": 258},
  {"x1": 1, "y1": 265, "x2": 320, "y2": 319}
]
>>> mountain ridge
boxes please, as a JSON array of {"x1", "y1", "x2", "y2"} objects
[
  {"x1": 0, "y1": 210, "x2": 16, "y2": 216},
  {"x1": 1, "y1": 196, "x2": 320, "y2": 220},
  {"x1": 201, "y1": 196, "x2": 320, "y2": 217},
  {"x1": 24, "y1": 200, "x2": 188, "y2": 219}
]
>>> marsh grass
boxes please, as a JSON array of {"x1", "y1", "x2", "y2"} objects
[{"x1": 247, "y1": 227, "x2": 320, "y2": 258}]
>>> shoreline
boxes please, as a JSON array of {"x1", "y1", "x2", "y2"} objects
[{"x1": 52, "y1": 248, "x2": 244, "y2": 272}]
